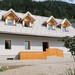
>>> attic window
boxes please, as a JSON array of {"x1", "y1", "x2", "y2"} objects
[
  {"x1": 22, "y1": 12, "x2": 35, "y2": 27},
  {"x1": 61, "y1": 26, "x2": 67, "y2": 31},
  {"x1": 5, "y1": 19, "x2": 16, "y2": 26},
  {"x1": 25, "y1": 22, "x2": 30, "y2": 27},
  {"x1": 3, "y1": 9, "x2": 19, "y2": 24},
  {"x1": 22, "y1": 21, "x2": 32, "y2": 27},
  {"x1": 47, "y1": 25, "x2": 52, "y2": 30},
  {"x1": 8, "y1": 20, "x2": 13, "y2": 26},
  {"x1": 47, "y1": 25, "x2": 55, "y2": 30}
]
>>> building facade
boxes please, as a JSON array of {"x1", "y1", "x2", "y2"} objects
[{"x1": 0, "y1": 9, "x2": 74, "y2": 60}]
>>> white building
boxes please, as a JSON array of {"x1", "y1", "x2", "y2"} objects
[{"x1": 0, "y1": 8, "x2": 74, "y2": 60}]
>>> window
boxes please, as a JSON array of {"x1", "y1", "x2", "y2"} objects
[
  {"x1": 7, "y1": 58, "x2": 13, "y2": 60},
  {"x1": 61, "y1": 26, "x2": 66, "y2": 31},
  {"x1": 8, "y1": 20, "x2": 13, "y2": 26},
  {"x1": 25, "y1": 41, "x2": 30, "y2": 49},
  {"x1": 5, "y1": 40, "x2": 11, "y2": 49},
  {"x1": 47, "y1": 25, "x2": 53, "y2": 30},
  {"x1": 25, "y1": 22, "x2": 30, "y2": 27}
]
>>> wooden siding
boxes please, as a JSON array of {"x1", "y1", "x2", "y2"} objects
[
  {"x1": 46, "y1": 48, "x2": 64, "y2": 57},
  {"x1": 20, "y1": 48, "x2": 64, "y2": 60},
  {"x1": 20, "y1": 52, "x2": 47, "y2": 60},
  {"x1": 47, "y1": 18, "x2": 57, "y2": 25},
  {"x1": 61, "y1": 21, "x2": 70, "y2": 27},
  {"x1": 3, "y1": 11, "x2": 19, "y2": 20},
  {"x1": 23, "y1": 16, "x2": 35, "y2": 22}
]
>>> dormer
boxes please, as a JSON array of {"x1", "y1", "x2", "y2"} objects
[
  {"x1": 43, "y1": 16, "x2": 58, "y2": 30},
  {"x1": 61, "y1": 19, "x2": 71, "y2": 31},
  {"x1": 3, "y1": 9, "x2": 19, "y2": 26},
  {"x1": 21, "y1": 11, "x2": 35, "y2": 27}
]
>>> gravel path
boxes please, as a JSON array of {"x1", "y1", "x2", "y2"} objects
[{"x1": 0, "y1": 60, "x2": 75, "y2": 75}]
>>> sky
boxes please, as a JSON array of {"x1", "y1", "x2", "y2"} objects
[{"x1": 34, "y1": 0, "x2": 75, "y2": 4}]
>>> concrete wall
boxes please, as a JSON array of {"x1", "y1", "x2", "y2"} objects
[{"x1": 0, "y1": 34, "x2": 70, "y2": 60}]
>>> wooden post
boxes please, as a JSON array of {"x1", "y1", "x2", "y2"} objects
[
  {"x1": 13, "y1": 20, "x2": 15, "y2": 25},
  {"x1": 30, "y1": 22, "x2": 32, "y2": 27},
  {"x1": 5, "y1": 19, "x2": 8, "y2": 25},
  {"x1": 22, "y1": 21, "x2": 25, "y2": 26}
]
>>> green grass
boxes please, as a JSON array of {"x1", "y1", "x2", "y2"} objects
[
  {"x1": 0, "y1": 66, "x2": 7, "y2": 72},
  {"x1": 0, "y1": 65, "x2": 33, "y2": 72}
]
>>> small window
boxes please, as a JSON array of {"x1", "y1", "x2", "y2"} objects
[
  {"x1": 7, "y1": 58, "x2": 13, "y2": 60},
  {"x1": 25, "y1": 22, "x2": 30, "y2": 27},
  {"x1": 25, "y1": 41, "x2": 30, "y2": 49},
  {"x1": 47, "y1": 25, "x2": 53, "y2": 30},
  {"x1": 8, "y1": 20, "x2": 13, "y2": 26},
  {"x1": 5, "y1": 40, "x2": 11, "y2": 49},
  {"x1": 61, "y1": 26, "x2": 66, "y2": 31}
]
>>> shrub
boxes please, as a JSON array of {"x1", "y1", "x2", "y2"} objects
[{"x1": 0, "y1": 66, "x2": 7, "y2": 72}]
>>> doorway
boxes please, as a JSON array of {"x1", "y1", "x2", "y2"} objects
[{"x1": 42, "y1": 42, "x2": 49, "y2": 51}]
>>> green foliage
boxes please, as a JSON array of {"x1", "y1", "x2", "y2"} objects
[
  {"x1": 69, "y1": 19, "x2": 75, "y2": 23},
  {"x1": 59, "y1": 36, "x2": 75, "y2": 61},
  {"x1": 0, "y1": 66, "x2": 7, "y2": 72},
  {"x1": 0, "y1": 0, "x2": 75, "y2": 22}
]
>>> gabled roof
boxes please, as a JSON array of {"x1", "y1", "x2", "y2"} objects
[
  {"x1": 44, "y1": 16, "x2": 58, "y2": 25},
  {"x1": 21, "y1": 11, "x2": 35, "y2": 22},
  {"x1": 61, "y1": 18, "x2": 71, "y2": 27},
  {"x1": 0, "y1": 9, "x2": 74, "y2": 38},
  {"x1": 3, "y1": 8, "x2": 19, "y2": 20}
]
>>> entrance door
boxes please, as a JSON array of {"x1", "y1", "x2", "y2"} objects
[{"x1": 42, "y1": 42, "x2": 49, "y2": 51}]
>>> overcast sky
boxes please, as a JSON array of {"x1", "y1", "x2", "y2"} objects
[{"x1": 34, "y1": 0, "x2": 75, "y2": 4}]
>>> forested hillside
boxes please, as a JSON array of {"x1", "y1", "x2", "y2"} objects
[{"x1": 0, "y1": 0, "x2": 75, "y2": 22}]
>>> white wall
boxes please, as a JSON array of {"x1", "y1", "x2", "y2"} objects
[
  {"x1": 49, "y1": 38, "x2": 69, "y2": 53},
  {"x1": 0, "y1": 34, "x2": 50, "y2": 56},
  {"x1": 0, "y1": 34, "x2": 68, "y2": 56}
]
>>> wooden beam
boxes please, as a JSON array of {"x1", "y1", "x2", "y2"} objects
[
  {"x1": 47, "y1": 18, "x2": 57, "y2": 25},
  {"x1": 61, "y1": 21, "x2": 70, "y2": 27},
  {"x1": 3, "y1": 11, "x2": 19, "y2": 20}
]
